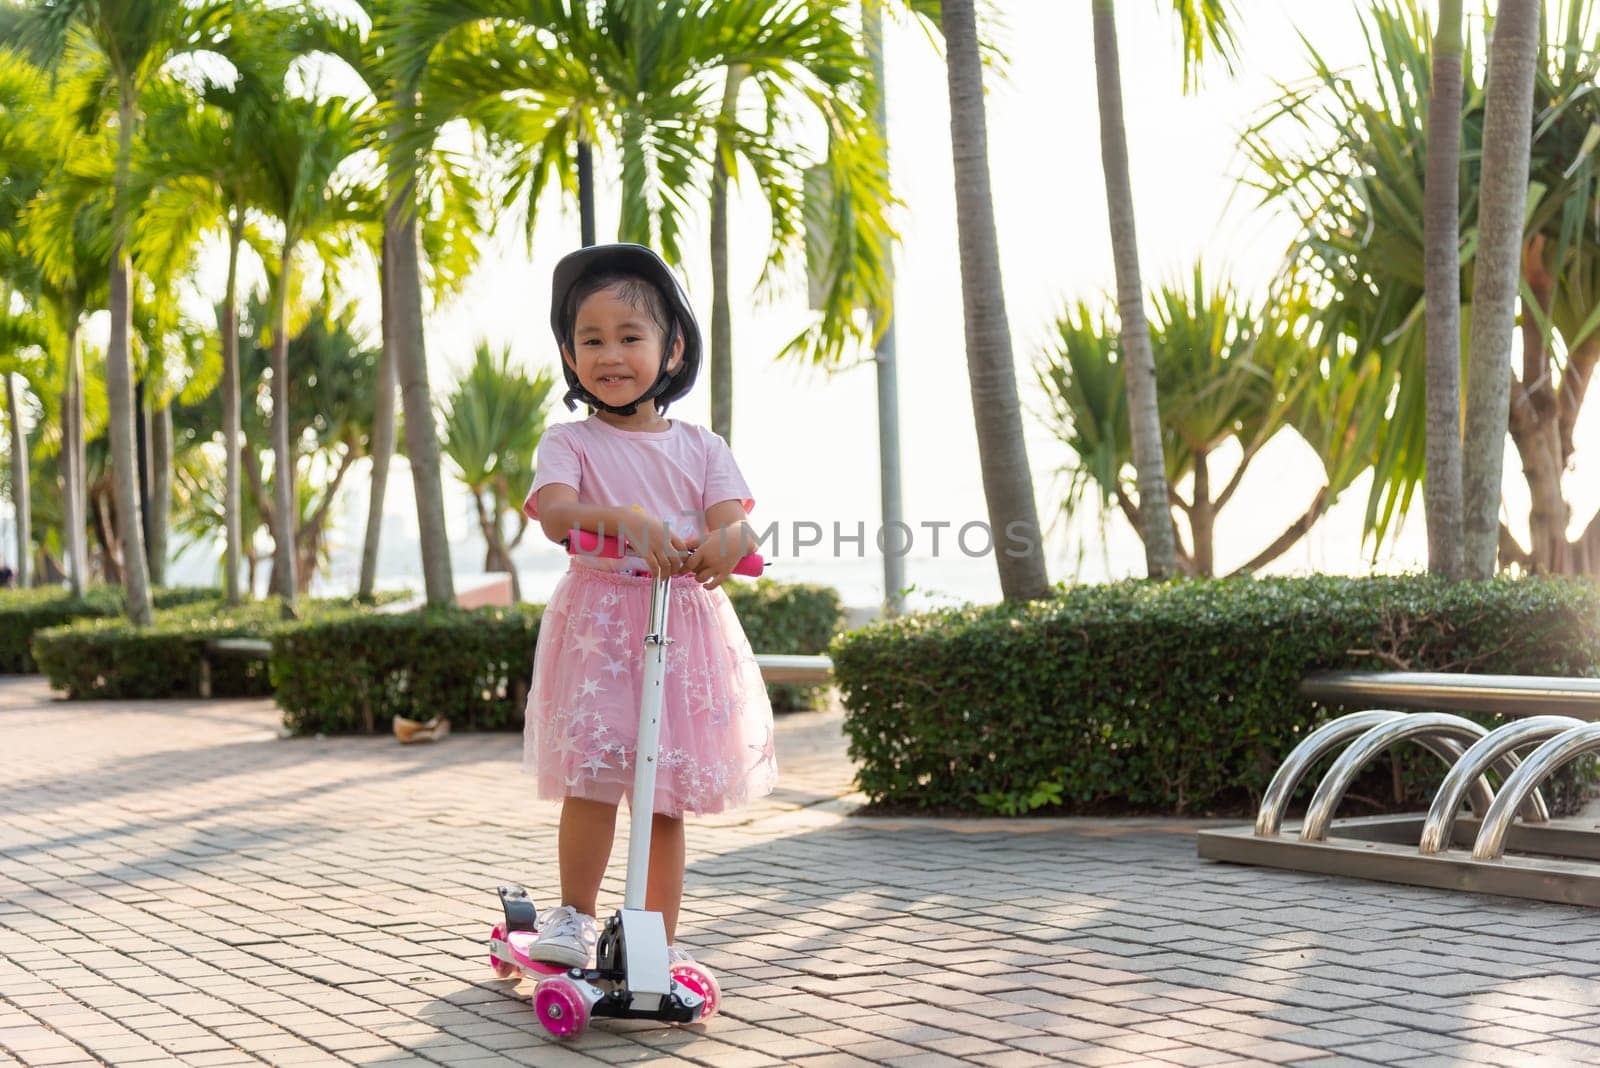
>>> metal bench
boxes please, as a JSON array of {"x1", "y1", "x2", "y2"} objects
[
  {"x1": 1201, "y1": 670, "x2": 1600, "y2": 907},
  {"x1": 752, "y1": 653, "x2": 833, "y2": 685},
  {"x1": 197, "y1": 641, "x2": 832, "y2": 697},
  {"x1": 1301, "y1": 671, "x2": 1600, "y2": 719},
  {"x1": 199, "y1": 637, "x2": 273, "y2": 698}
]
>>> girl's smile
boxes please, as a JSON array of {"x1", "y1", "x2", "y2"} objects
[{"x1": 563, "y1": 287, "x2": 684, "y2": 426}]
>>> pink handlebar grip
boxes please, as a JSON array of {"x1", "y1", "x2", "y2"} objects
[{"x1": 567, "y1": 530, "x2": 765, "y2": 578}]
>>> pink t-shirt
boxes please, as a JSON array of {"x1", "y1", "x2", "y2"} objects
[{"x1": 523, "y1": 417, "x2": 754, "y2": 570}]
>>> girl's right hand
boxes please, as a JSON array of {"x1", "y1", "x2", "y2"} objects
[{"x1": 616, "y1": 509, "x2": 689, "y2": 577}]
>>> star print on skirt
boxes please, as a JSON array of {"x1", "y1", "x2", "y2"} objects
[{"x1": 522, "y1": 565, "x2": 778, "y2": 816}]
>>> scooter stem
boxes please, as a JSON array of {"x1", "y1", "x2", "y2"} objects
[{"x1": 623, "y1": 573, "x2": 672, "y2": 911}]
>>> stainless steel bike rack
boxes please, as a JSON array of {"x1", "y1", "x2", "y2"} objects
[{"x1": 1199, "y1": 710, "x2": 1600, "y2": 907}]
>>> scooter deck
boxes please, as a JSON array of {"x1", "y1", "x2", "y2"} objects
[{"x1": 488, "y1": 927, "x2": 570, "y2": 980}]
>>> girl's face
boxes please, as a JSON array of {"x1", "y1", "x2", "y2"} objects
[{"x1": 563, "y1": 285, "x2": 683, "y2": 410}]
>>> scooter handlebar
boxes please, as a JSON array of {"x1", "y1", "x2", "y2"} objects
[{"x1": 566, "y1": 530, "x2": 765, "y2": 578}]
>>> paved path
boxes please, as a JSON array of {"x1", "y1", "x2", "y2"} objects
[{"x1": 3, "y1": 677, "x2": 1600, "y2": 1067}]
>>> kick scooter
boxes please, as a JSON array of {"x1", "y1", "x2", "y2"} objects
[{"x1": 489, "y1": 530, "x2": 764, "y2": 1038}]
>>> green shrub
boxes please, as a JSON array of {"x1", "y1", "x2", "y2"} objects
[
  {"x1": 833, "y1": 575, "x2": 1600, "y2": 816},
  {"x1": 727, "y1": 579, "x2": 844, "y2": 710},
  {"x1": 272, "y1": 604, "x2": 542, "y2": 735},
  {"x1": 0, "y1": 586, "x2": 218, "y2": 674},
  {"x1": 32, "y1": 596, "x2": 349, "y2": 699}
]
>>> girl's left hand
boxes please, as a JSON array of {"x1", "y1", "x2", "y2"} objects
[{"x1": 684, "y1": 525, "x2": 745, "y2": 590}]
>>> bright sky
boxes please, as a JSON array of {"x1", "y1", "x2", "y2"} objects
[{"x1": 158, "y1": 0, "x2": 1600, "y2": 608}]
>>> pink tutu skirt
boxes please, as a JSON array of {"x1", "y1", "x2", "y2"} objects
[{"x1": 523, "y1": 564, "x2": 777, "y2": 816}]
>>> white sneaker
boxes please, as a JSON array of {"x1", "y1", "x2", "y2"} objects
[
  {"x1": 667, "y1": 944, "x2": 695, "y2": 966},
  {"x1": 528, "y1": 905, "x2": 597, "y2": 968}
]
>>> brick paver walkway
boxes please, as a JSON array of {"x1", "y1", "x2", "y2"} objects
[{"x1": 4, "y1": 676, "x2": 1600, "y2": 1067}]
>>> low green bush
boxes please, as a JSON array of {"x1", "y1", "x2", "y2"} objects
[
  {"x1": 272, "y1": 604, "x2": 542, "y2": 735},
  {"x1": 727, "y1": 579, "x2": 844, "y2": 710},
  {"x1": 833, "y1": 575, "x2": 1600, "y2": 817},
  {"x1": 32, "y1": 596, "x2": 352, "y2": 699},
  {"x1": 1, "y1": 586, "x2": 218, "y2": 674}
]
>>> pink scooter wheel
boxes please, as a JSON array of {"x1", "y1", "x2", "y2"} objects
[
  {"x1": 488, "y1": 925, "x2": 518, "y2": 979},
  {"x1": 671, "y1": 962, "x2": 721, "y2": 1021},
  {"x1": 533, "y1": 975, "x2": 590, "y2": 1038}
]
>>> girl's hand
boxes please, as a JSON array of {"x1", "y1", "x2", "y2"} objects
[
  {"x1": 616, "y1": 509, "x2": 689, "y2": 577},
  {"x1": 685, "y1": 523, "x2": 748, "y2": 590}
]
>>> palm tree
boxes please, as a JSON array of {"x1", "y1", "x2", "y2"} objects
[
  {"x1": 275, "y1": 306, "x2": 378, "y2": 591},
  {"x1": 938, "y1": 0, "x2": 1049, "y2": 602},
  {"x1": 1248, "y1": 1, "x2": 1600, "y2": 574},
  {"x1": 1091, "y1": 0, "x2": 1238, "y2": 581},
  {"x1": 171, "y1": 297, "x2": 375, "y2": 595},
  {"x1": 2, "y1": 365, "x2": 37, "y2": 584},
  {"x1": 1038, "y1": 271, "x2": 1332, "y2": 577},
  {"x1": 249, "y1": 94, "x2": 382, "y2": 615},
  {"x1": 441, "y1": 343, "x2": 557, "y2": 602},
  {"x1": 131, "y1": 25, "x2": 294, "y2": 605},
  {"x1": 130, "y1": 296, "x2": 218, "y2": 588},
  {"x1": 1423, "y1": 0, "x2": 1466, "y2": 578},
  {"x1": 291, "y1": 6, "x2": 485, "y2": 607},
  {"x1": 0, "y1": 302, "x2": 50, "y2": 586},
  {"x1": 1462, "y1": 0, "x2": 1542, "y2": 578},
  {"x1": 12, "y1": 0, "x2": 229, "y2": 625},
  {"x1": 17, "y1": 117, "x2": 116, "y2": 597},
  {"x1": 392, "y1": 0, "x2": 891, "y2": 407},
  {"x1": 0, "y1": 47, "x2": 52, "y2": 587}
]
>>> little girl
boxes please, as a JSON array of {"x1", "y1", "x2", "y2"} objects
[{"x1": 520, "y1": 243, "x2": 777, "y2": 970}]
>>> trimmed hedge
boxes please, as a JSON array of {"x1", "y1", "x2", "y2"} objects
[
  {"x1": 272, "y1": 605, "x2": 542, "y2": 735},
  {"x1": 1, "y1": 586, "x2": 219, "y2": 673},
  {"x1": 31, "y1": 597, "x2": 363, "y2": 700},
  {"x1": 273, "y1": 578, "x2": 838, "y2": 734},
  {"x1": 832, "y1": 575, "x2": 1600, "y2": 817},
  {"x1": 727, "y1": 578, "x2": 844, "y2": 710}
]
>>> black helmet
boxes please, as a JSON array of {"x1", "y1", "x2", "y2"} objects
[{"x1": 549, "y1": 243, "x2": 702, "y2": 416}]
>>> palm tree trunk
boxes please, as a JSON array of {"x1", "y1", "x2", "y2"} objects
[
  {"x1": 135, "y1": 379, "x2": 152, "y2": 568},
  {"x1": 222, "y1": 215, "x2": 244, "y2": 605},
  {"x1": 577, "y1": 137, "x2": 596, "y2": 247},
  {"x1": 1508, "y1": 401, "x2": 1567, "y2": 571},
  {"x1": 939, "y1": 0, "x2": 1050, "y2": 603},
  {"x1": 388, "y1": 170, "x2": 455, "y2": 607},
  {"x1": 866, "y1": 0, "x2": 906, "y2": 617},
  {"x1": 1091, "y1": 0, "x2": 1179, "y2": 580},
  {"x1": 270, "y1": 247, "x2": 299, "y2": 617},
  {"x1": 359, "y1": 233, "x2": 399, "y2": 600},
  {"x1": 149, "y1": 401, "x2": 171, "y2": 586},
  {"x1": 1462, "y1": 0, "x2": 1541, "y2": 578},
  {"x1": 296, "y1": 449, "x2": 358, "y2": 596},
  {"x1": 108, "y1": 93, "x2": 154, "y2": 624},
  {"x1": 475, "y1": 491, "x2": 522, "y2": 602},
  {"x1": 709, "y1": 67, "x2": 744, "y2": 444},
  {"x1": 63, "y1": 327, "x2": 87, "y2": 597},
  {"x1": 1511, "y1": 246, "x2": 1569, "y2": 572},
  {"x1": 1558, "y1": 335, "x2": 1599, "y2": 464},
  {"x1": 1423, "y1": 0, "x2": 1465, "y2": 579},
  {"x1": 1191, "y1": 450, "x2": 1214, "y2": 577},
  {"x1": 6, "y1": 373, "x2": 30, "y2": 587}
]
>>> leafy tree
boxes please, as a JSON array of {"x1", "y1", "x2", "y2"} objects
[
  {"x1": 1038, "y1": 271, "x2": 1334, "y2": 577},
  {"x1": 10, "y1": 0, "x2": 230, "y2": 624},
  {"x1": 1246, "y1": 0, "x2": 1600, "y2": 574},
  {"x1": 1091, "y1": 0, "x2": 1239, "y2": 579},
  {"x1": 939, "y1": 0, "x2": 1049, "y2": 601},
  {"x1": 441, "y1": 342, "x2": 556, "y2": 602}
]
